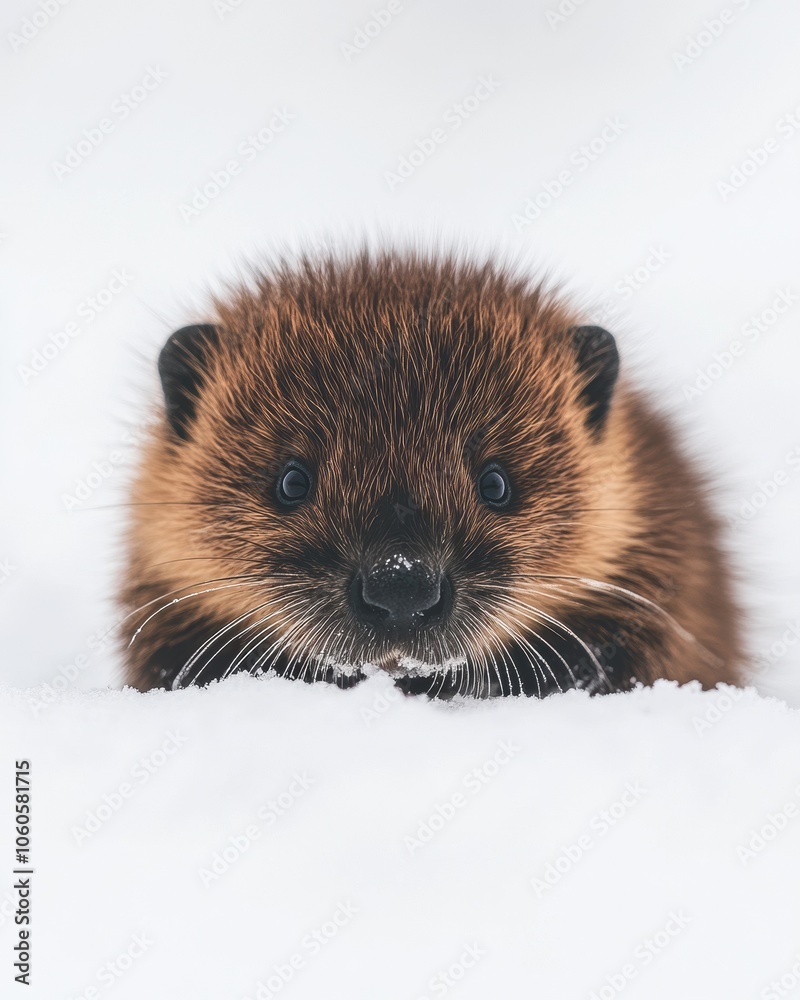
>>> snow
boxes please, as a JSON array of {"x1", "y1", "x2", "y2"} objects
[
  {"x1": 2, "y1": 0, "x2": 800, "y2": 995},
  {"x1": 3, "y1": 675, "x2": 800, "y2": 999}
]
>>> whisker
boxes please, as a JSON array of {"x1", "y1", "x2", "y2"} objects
[
  {"x1": 488, "y1": 610, "x2": 544, "y2": 697},
  {"x1": 173, "y1": 595, "x2": 295, "y2": 689},
  {"x1": 461, "y1": 607, "x2": 513, "y2": 697},
  {"x1": 282, "y1": 602, "x2": 338, "y2": 681},
  {"x1": 108, "y1": 574, "x2": 264, "y2": 639},
  {"x1": 533, "y1": 576, "x2": 693, "y2": 639},
  {"x1": 246, "y1": 598, "x2": 330, "y2": 680},
  {"x1": 77, "y1": 500, "x2": 254, "y2": 511},
  {"x1": 300, "y1": 608, "x2": 342, "y2": 683},
  {"x1": 128, "y1": 580, "x2": 265, "y2": 649},
  {"x1": 510, "y1": 574, "x2": 723, "y2": 668},
  {"x1": 489, "y1": 611, "x2": 553, "y2": 693},
  {"x1": 502, "y1": 594, "x2": 611, "y2": 692},
  {"x1": 224, "y1": 596, "x2": 317, "y2": 679},
  {"x1": 493, "y1": 598, "x2": 579, "y2": 692}
]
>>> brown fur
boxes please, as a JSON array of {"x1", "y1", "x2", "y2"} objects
[{"x1": 119, "y1": 250, "x2": 742, "y2": 694}]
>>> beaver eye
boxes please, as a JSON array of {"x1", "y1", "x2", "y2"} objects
[
  {"x1": 477, "y1": 464, "x2": 511, "y2": 509},
  {"x1": 277, "y1": 461, "x2": 312, "y2": 506}
]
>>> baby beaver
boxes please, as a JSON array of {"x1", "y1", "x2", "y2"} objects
[{"x1": 119, "y1": 250, "x2": 742, "y2": 696}]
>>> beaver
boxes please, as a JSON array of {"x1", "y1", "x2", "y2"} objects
[{"x1": 119, "y1": 250, "x2": 742, "y2": 696}]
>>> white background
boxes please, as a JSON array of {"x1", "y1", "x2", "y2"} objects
[{"x1": 1, "y1": 3, "x2": 800, "y2": 997}]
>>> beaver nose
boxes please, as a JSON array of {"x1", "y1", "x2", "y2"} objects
[{"x1": 350, "y1": 555, "x2": 451, "y2": 630}]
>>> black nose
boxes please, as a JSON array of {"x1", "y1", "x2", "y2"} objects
[{"x1": 350, "y1": 555, "x2": 451, "y2": 631}]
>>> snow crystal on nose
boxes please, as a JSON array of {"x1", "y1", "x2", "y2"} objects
[{"x1": 383, "y1": 554, "x2": 415, "y2": 571}]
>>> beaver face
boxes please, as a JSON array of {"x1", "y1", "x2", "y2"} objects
[{"x1": 127, "y1": 256, "x2": 629, "y2": 695}]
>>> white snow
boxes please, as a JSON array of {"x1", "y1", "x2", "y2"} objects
[
  {"x1": 2, "y1": 0, "x2": 800, "y2": 995},
  {"x1": 3, "y1": 675, "x2": 800, "y2": 999}
]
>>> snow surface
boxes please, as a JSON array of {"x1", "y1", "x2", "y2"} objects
[
  {"x1": 3, "y1": 676, "x2": 800, "y2": 1000},
  {"x1": 2, "y1": 0, "x2": 800, "y2": 995}
]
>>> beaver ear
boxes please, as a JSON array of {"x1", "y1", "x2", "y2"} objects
[
  {"x1": 570, "y1": 325, "x2": 620, "y2": 432},
  {"x1": 158, "y1": 324, "x2": 219, "y2": 440}
]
